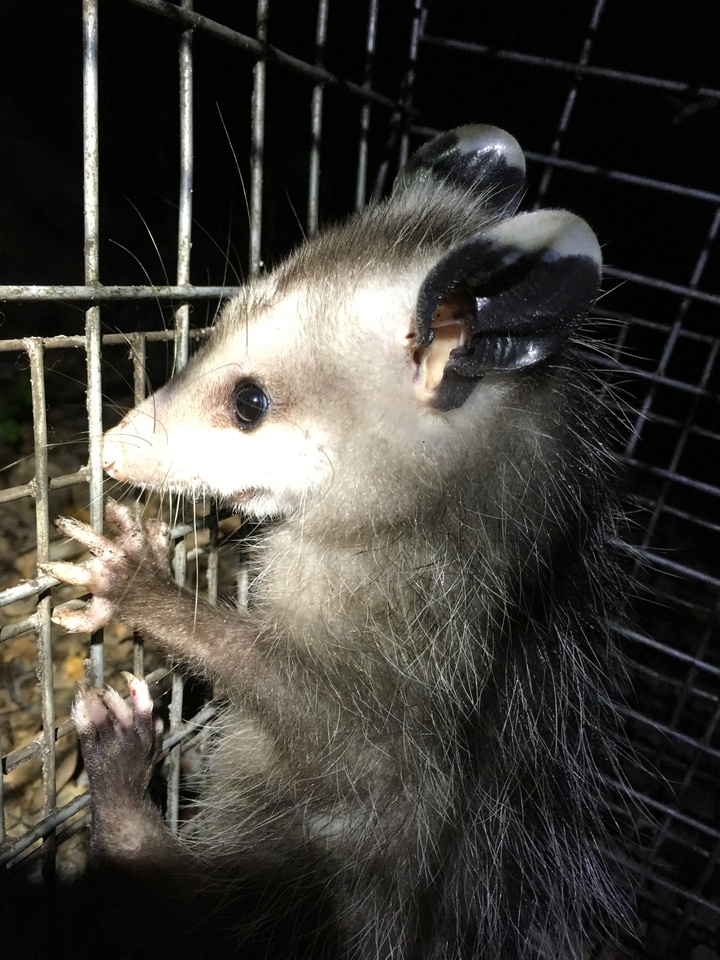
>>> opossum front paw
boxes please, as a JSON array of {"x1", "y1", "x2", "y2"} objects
[
  {"x1": 72, "y1": 673, "x2": 158, "y2": 812},
  {"x1": 42, "y1": 499, "x2": 172, "y2": 633}
]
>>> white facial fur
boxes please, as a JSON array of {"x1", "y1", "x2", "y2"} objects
[{"x1": 102, "y1": 269, "x2": 450, "y2": 522}]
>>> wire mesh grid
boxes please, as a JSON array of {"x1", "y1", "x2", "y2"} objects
[{"x1": 0, "y1": 1, "x2": 718, "y2": 958}]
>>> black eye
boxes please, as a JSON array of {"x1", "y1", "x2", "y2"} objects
[{"x1": 233, "y1": 381, "x2": 270, "y2": 429}]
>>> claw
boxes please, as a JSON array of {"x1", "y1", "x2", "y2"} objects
[
  {"x1": 51, "y1": 596, "x2": 114, "y2": 632},
  {"x1": 121, "y1": 672, "x2": 154, "y2": 717},
  {"x1": 54, "y1": 514, "x2": 89, "y2": 537},
  {"x1": 71, "y1": 682, "x2": 106, "y2": 733},
  {"x1": 144, "y1": 518, "x2": 171, "y2": 565},
  {"x1": 40, "y1": 559, "x2": 92, "y2": 588},
  {"x1": 54, "y1": 516, "x2": 124, "y2": 563},
  {"x1": 101, "y1": 685, "x2": 135, "y2": 728},
  {"x1": 104, "y1": 498, "x2": 138, "y2": 533}
]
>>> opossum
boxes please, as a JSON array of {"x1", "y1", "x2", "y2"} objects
[{"x1": 45, "y1": 125, "x2": 630, "y2": 960}]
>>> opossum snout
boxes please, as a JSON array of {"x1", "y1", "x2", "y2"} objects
[
  {"x1": 102, "y1": 409, "x2": 164, "y2": 484},
  {"x1": 102, "y1": 423, "x2": 134, "y2": 482}
]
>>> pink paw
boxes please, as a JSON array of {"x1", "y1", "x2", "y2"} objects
[
  {"x1": 72, "y1": 673, "x2": 159, "y2": 809},
  {"x1": 42, "y1": 499, "x2": 171, "y2": 633}
]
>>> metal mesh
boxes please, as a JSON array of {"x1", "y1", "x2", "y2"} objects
[
  {"x1": 412, "y1": 4, "x2": 720, "y2": 956},
  {"x1": 0, "y1": 0, "x2": 420, "y2": 888},
  {"x1": 1, "y1": 1, "x2": 718, "y2": 957}
]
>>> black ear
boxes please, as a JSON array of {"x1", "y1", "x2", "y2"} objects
[
  {"x1": 394, "y1": 124, "x2": 526, "y2": 221},
  {"x1": 412, "y1": 211, "x2": 602, "y2": 410}
]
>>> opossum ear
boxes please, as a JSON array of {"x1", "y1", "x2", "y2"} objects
[
  {"x1": 394, "y1": 124, "x2": 526, "y2": 220},
  {"x1": 413, "y1": 210, "x2": 602, "y2": 411}
]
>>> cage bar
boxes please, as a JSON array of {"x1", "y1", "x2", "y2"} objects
[
  {"x1": 0, "y1": 2, "x2": 718, "y2": 956},
  {"x1": 307, "y1": 0, "x2": 329, "y2": 238}
]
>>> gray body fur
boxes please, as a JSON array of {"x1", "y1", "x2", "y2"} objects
[{"x1": 46, "y1": 126, "x2": 629, "y2": 960}]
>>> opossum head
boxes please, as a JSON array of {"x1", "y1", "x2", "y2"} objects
[{"x1": 103, "y1": 125, "x2": 601, "y2": 533}]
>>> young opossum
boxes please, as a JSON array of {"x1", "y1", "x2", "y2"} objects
[{"x1": 46, "y1": 125, "x2": 629, "y2": 960}]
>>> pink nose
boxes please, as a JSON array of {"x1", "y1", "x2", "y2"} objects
[{"x1": 102, "y1": 423, "x2": 130, "y2": 480}]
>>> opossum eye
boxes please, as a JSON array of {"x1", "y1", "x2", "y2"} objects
[{"x1": 233, "y1": 381, "x2": 270, "y2": 429}]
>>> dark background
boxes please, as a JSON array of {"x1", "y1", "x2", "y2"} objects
[{"x1": 1, "y1": 3, "x2": 719, "y2": 957}]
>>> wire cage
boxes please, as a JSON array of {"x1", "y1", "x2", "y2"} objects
[{"x1": 0, "y1": 2, "x2": 718, "y2": 958}]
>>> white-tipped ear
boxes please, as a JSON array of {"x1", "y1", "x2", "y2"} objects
[
  {"x1": 413, "y1": 210, "x2": 602, "y2": 410},
  {"x1": 394, "y1": 124, "x2": 527, "y2": 221}
]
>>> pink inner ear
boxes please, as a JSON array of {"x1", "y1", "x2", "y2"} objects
[
  {"x1": 414, "y1": 322, "x2": 466, "y2": 393},
  {"x1": 412, "y1": 294, "x2": 473, "y2": 403}
]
